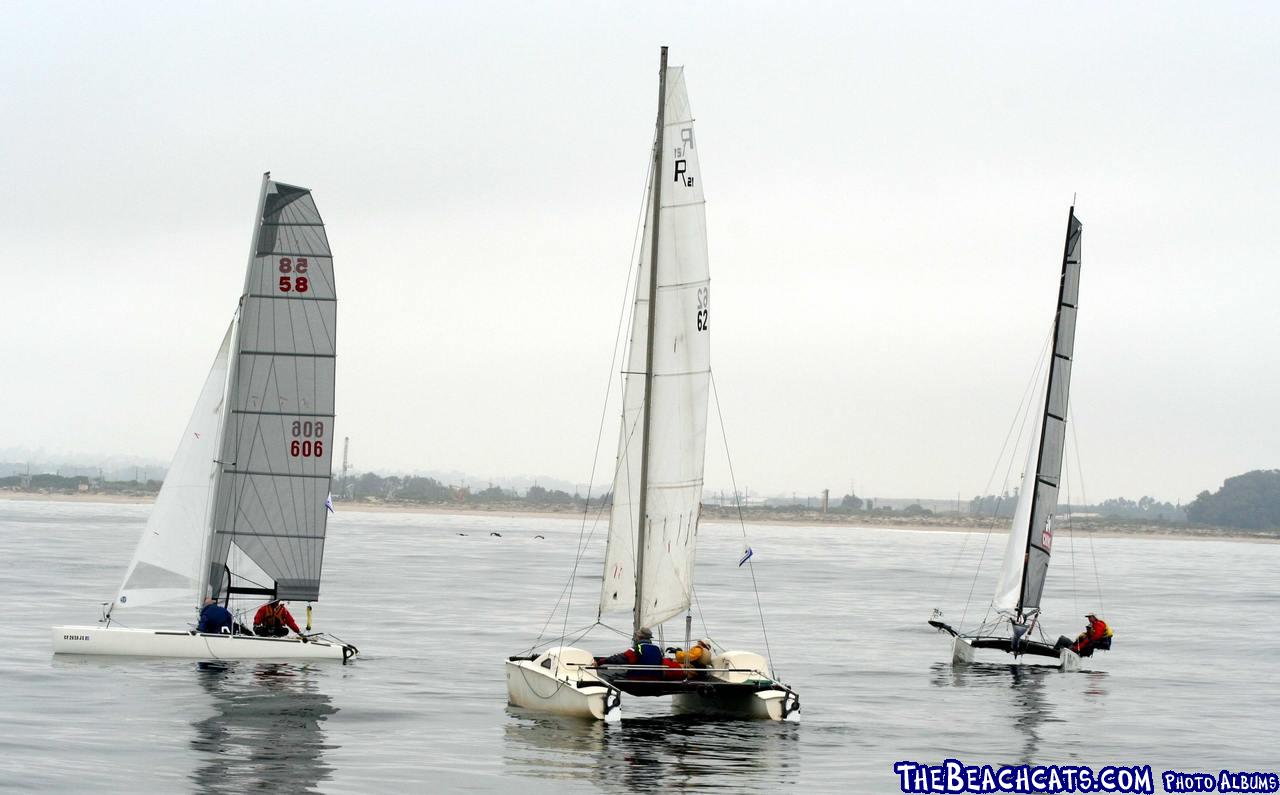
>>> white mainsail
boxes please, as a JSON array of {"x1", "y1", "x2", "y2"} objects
[
  {"x1": 114, "y1": 324, "x2": 232, "y2": 610},
  {"x1": 204, "y1": 179, "x2": 337, "y2": 604},
  {"x1": 600, "y1": 65, "x2": 711, "y2": 629}
]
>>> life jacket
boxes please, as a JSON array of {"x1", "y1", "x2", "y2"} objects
[
  {"x1": 634, "y1": 641, "x2": 663, "y2": 667},
  {"x1": 255, "y1": 603, "x2": 288, "y2": 631},
  {"x1": 1088, "y1": 617, "x2": 1109, "y2": 642}
]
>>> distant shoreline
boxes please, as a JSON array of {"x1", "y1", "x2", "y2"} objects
[{"x1": 3, "y1": 489, "x2": 1275, "y2": 543}]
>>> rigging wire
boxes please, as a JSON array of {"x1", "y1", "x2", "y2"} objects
[
  {"x1": 533, "y1": 154, "x2": 655, "y2": 651},
  {"x1": 957, "y1": 324, "x2": 1054, "y2": 632},
  {"x1": 709, "y1": 372, "x2": 777, "y2": 677},
  {"x1": 1063, "y1": 447, "x2": 1079, "y2": 621},
  {"x1": 1068, "y1": 403, "x2": 1105, "y2": 617}
]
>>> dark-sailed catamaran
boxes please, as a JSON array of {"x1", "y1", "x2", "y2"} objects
[
  {"x1": 53, "y1": 175, "x2": 357, "y2": 662},
  {"x1": 505, "y1": 48, "x2": 798, "y2": 721},
  {"x1": 930, "y1": 206, "x2": 1106, "y2": 670}
]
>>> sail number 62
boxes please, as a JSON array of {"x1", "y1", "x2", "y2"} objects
[{"x1": 696, "y1": 286, "x2": 710, "y2": 332}]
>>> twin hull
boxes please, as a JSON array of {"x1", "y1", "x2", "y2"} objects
[
  {"x1": 52, "y1": 625, "x2": 356, "y2": 662},
  {"x1": 506, "y1": 646, "x2": 798, "y2": 722},
  {"x1": 951, "y1": 635, "x2": 1081, "y2": 671}
]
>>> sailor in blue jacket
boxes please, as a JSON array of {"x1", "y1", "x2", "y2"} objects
[
  {"x1": 197, "y1": 597, "x2": 235, "y2": 634},
  {"x1": 596, "y1": 627, "x2": 664, "y2": 667}
]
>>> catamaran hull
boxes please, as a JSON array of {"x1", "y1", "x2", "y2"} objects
[
  {"x1": 671, "y1": 685, "x2": 800, "y2": 721},
  {"x1": 51, "y1": 626, "x2": 357, "y2": 662},
  {"x1": 952, "y1": 635, "x2": 1080, "y2": 671},
  {"x1": 505, "y1": 647, "x2": 621, "y2": 722}
]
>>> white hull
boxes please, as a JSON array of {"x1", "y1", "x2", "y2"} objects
[
  {"x1": 670, "y1": 649, "x2": 800, "y2": 721},
  {"x1": 671, "y1": 686, "x2": 800, "y2": 721},
  {"x1": 951, "y1": 635, "x2": 1080, "y2": 671},
  {"x1": 505, "y1": 647, "x2": 621, "y2": 722},
  {"x1": 52, "y1": 625, "x2": 357, "y2": 662}
]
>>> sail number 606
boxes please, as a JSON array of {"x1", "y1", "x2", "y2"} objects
[
  {"x1": 278, "y1": 257, "x2": 310, "y2": 293},
  {"x1": 696, "y1": 286, "x2": 710, "y2": 332},
  {"x1": 289, "y1": 419, "x2": 324, "y2": 458}
]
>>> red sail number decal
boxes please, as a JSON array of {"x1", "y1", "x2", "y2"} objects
[
  {"x1": 289, "y1": 419, "x2": 324, "y2": 457},
  {"x1": 277, "y1": 257, "x2": 311, "y2": 293}
]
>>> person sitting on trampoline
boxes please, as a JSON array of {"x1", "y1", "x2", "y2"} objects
[{"x1": 253, "y1": 600, "x2": 304, "y2": 639}]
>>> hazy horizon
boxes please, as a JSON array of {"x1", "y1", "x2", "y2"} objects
[{"x1": 3, "y1": 3, "x2": 1277, "y2": 506}]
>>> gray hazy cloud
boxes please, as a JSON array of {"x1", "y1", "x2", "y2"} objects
[{"x1": 2, "y1": 2, "x2": 1277, "y2": 503}]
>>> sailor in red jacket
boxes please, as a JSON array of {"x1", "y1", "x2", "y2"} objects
[
  {"x1": 1071, "y1": 613, "x2": 1111, "y2": 657},
  {"x1": 253, "y1": 600, "x2": 303, "y2": 638}
]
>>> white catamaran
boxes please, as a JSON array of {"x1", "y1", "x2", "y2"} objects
[
  {"x1": 930, "y1": 206, "x2": 1106, "y2": 670},
  {"x1": 505, "y1": 48, "x2": 799, "y2": 721},
  {"x1": 52, "y1": 175, "x2": 357, "y2": 662}
]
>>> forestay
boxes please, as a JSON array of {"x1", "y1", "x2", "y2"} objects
[
  {"x1": 600, "y1": 65, "x2": 711, "y2": 629},
  {"x1": 992, "y1": 209, "x2": 1083, "y2": 617},
  {"x1": 205, "y1": 180, "x2": 337, "y2": 603},
  {"x1": 114, "y1": 324, "x2": 232, "y2": 610}
]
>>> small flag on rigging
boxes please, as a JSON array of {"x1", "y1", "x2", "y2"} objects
[
  {"x1": 325, "y1": 494, "x2": 335, "y2": 514},
  {"x1": 738, "y1": 547, "x2": 754, "y2": 567}
]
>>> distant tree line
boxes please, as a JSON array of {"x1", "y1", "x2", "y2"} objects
[
  {"x1": 0, "y1": 474, "x2": 161, "y2": 494},
  {"x1": 1094, "y1": 496, "x2": 1185, "y2": 522},
  {"x1": 1185, "y1": 470, "x2": 1280, "y2": 530},
  {"x1": 338, "y1": 472, "x2": 593, "y2": 507},
  {"x1": 969, "y1": 492, "x2": 1186, "y2": 522}
]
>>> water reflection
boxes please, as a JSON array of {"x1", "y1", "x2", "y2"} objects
[
  {"x1": 503, "y1": 709, "x2": 799, "y2": 793},
  {"x1": 190, "y1": 662, "x2": 338, "y2": 794},
  {"x1": 930, "y1": 662, "x2": 1109, "y2": 766}
]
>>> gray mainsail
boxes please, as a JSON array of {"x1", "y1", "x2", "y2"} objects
[
  {"x1": 1017, "y1": 207, "x2": 1083, "y2": 616},
  {"x1": 204, "y1": 176, "x2": 337, "y2": 603}
]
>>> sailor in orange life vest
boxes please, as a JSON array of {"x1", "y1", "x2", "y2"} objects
[
  {"x1": 253, "y1": 600, "x2": 305, "y2": 639},
  {"x1": 596, "y1": 627, "x2": 663, "y2": 668},
  {"x1": 673, "y1": 638, "x2": 713, "y2": 669},
  {"x1": 1056, "y1": 613, "x2": 1112, "y2": 657}
]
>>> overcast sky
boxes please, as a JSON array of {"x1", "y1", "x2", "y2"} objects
[{"x1": 2, "y1": 2, "x2": 1277, "y2": 504}]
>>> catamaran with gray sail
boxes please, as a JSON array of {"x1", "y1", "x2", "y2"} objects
[
  {"x1": 52, "y1": 175, "x2": 357, "y2": 662},
  {"x1": 930, "y1": 206, "x2": 1109, "y2": 669},
  {"x1": 505, "y1": 48, "x2": 798, "y2": 721}
]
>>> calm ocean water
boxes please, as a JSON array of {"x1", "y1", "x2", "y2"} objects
[{"x1": 1, "y1": 499, "x2": 1276, "y2": 793}]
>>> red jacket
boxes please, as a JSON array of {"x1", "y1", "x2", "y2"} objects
[
  {"x1": 254, "y1": 602, "x2": 301, "y2": 634},
  {"x1": 1086, "y1": 616, "x2": 1109, "y2": 642},
  {"x1": 1073, "y1": 616, "x2": 1109, "y2": 652}
]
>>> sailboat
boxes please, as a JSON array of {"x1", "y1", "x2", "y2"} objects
[
  {"x1": 52, "y1": 175, "x2": 357, "y2": 662},
  {"x1": 505, "y1": 48, "x2": 799, "y2": 721},
  {"x1": 930, "y1": 206, "x2": 1094, "y2": 670}
]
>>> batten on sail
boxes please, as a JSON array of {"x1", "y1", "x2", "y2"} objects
[
  {"x1": 205, "y1": 179, "x2": 337, "y2": 604},
  {"x1": 599, "y1": 65, "x2": 711, "y2": 630}
]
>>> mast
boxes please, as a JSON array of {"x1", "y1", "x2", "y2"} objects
[
  {"x1": 633, "y1": 46, "x2": 668, "y2": 638},
  {"x1": 1016, "y1": 205, "x2": 1077, "y2": 620},
  {"x1": 196, "y1": 172, "x2": 270, "y2": 607}
]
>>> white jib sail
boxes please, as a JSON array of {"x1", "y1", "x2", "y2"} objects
[
  {"x1": 600, "y1": 66, "x2": 711, "y2": 629},
  {"x1": 114, "y1": 323, "x2": 233, "y2": 610},
  {"x1": 992, "y1": 417, "x2": 1040, "y2": 615}
]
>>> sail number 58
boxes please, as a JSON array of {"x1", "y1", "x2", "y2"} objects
[
  {"x1": 278, "y1": 257, "x2": 310, "y2": 293},
  {"x1": 696, "y1": 287, "x2": 710, "y2": 332},
  {"x1": 289, "y1": 419, "x2": 324, "y2": 457}
]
